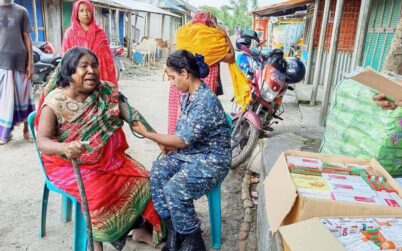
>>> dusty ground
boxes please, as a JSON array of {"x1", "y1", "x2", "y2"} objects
[{"x1": 0, "y1": 59, "x2": 245, "y2": 251}]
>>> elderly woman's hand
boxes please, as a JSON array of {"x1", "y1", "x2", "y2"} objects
[
  {"x1": 63, "y1": 141, "x2": 85, "y2": 159},
  {"x1": 132, "y1": 121, "x2": 148, "y2": 137},
  {"x1": 373, "y1": 93, "x2": 400, "y2": 110}
]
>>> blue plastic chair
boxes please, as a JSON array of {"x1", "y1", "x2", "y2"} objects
[
  {"x1": 206, "y1": 185, "x2": 222, "y2": 249},
  {"x1": 28, "y1": 111, "x2": 87, "y2": 251},
  {"x1": 204, "y1": 114, "x2": 232, "y2": 250}
]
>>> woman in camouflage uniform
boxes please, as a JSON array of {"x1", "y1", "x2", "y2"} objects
[{"x1": 133, "y1": 50, "x2": 231, "y2": 251}]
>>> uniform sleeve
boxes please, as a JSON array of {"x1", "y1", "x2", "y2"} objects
[
  {"x1": 176, "y1": 102, "x2": 217, "y2": 145},
  {"x1": 22, "y1": 9, "x2": 32, "y2": 33}
]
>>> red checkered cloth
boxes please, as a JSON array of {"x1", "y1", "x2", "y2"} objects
[
  {"x1": 202, "y1": 64, "x2": 219, "y2": 94},
  {"x1": 167, "y1": 84, "x2": 182, "y2": 134},
  {"x1": 167, "y1": 64, "x2": 219, "y2": 134}
]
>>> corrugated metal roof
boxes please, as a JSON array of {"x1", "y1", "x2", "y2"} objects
[
  {"x1": 109, "y1": 0, "x2": 180, "y2": 17},
  {"x1": 159, "y1": 0, "x2": 186, "y2": 12},
  {"x1": 251, "y1": 0, "x2": 312, "y2": 16},
  {"x1": 92, "y1": 0, "x2": 128, "y2": 10}
]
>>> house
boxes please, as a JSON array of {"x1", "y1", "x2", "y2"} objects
[
  {"x1": 251, "y1": 0, "x2": 402, "y2": 123},
  {"x1": 16, "y1": 0, "x2": 131, "y2": 52}
]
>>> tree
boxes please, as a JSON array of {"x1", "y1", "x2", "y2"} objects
[
  {"x1": 199, "y1": 0, "x2": 258, "y2": 34},
  {"x1": 383, "y1": 18, "x2": 402, "y2": 75}
]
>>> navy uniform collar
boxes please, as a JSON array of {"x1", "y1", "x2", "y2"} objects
[{"x1": 183, "y1": 82, "x2": 207, "y2": 102}]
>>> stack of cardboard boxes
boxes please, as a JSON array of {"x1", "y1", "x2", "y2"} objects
[{"x1": 263, "y1": 150, "x2": 402, "y2": 251}]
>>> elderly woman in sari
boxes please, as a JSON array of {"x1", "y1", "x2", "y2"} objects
[{"x1": 36, "y1": 47, "x2": 164, "y2": 251}]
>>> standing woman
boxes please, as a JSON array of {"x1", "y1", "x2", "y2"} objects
[
  {"x1": 133, "y1": 50, "x2": 231, "y2": 251},
  {"x1": 0, "y1": 0, "x2": 35, "y2": 144},
  {"x1": 62, "y1": 0, "x2": 117, "y2": 87}
]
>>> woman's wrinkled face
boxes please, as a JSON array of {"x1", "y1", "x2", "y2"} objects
[
  {"x1": 166, "y1": 67, "x2": 189, "y2": 92},
  {"x1": 78, "y1": 3, "x2": 92, "y2": 26},
  {"x1": 70, "y1": 53, "x2": 100, "y2": 93}
]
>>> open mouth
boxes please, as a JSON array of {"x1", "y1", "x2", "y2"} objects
[{"x1": 84, "y1": 78, "x2": 97, "y2": 83}]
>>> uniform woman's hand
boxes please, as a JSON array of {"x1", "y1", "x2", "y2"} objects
[
  {"x1": 63, "y1": 141, "x2": 84, "y2": 159},
  {"x1": 132, "y1": 121, "x2": 148, "y2": 137}
]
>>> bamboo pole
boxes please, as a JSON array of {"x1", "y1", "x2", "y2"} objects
[
  {"x1": 32, "y1": 0, "x2": 39, "y2": 41},
  {"x1": 304, "y1": 0, "x2": 320, "y2": 85},
  {"x1": 351, "y1": 0, "x2": 372, "y2": 68},
  {"x1": 310, "y1": 0, "x2": 331, "y2": 105},
  {"x1": 320, "y1": 0, "x2": 345, "y2": 125}
]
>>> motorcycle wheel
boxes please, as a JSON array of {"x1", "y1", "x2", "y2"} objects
[{"x1": 231, "y1": 117, "x2": 260, "y2": 168}]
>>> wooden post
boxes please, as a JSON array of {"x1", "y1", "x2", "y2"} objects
[
  {"x1": 108, "y1": 9, "x2": 112, "y2": 39},
  {"x1": 304, "y1": 0, "x2": 320, "y2": 85},
  {"x1": 351, "y1": 0, "x2": 372, "y2": 68},
  {"x1": 169, "y1": 16, "x2": 174, "y2": 53},
  {"x1": 147, "y1": 12, "x2": 151, "y2": 37},
  {"x1": 32, "y1": 0, "x2": 38, "y2": 41},
  {"x1": 320, "y1": 0, "x2": 345, "y2": 125},
  {"x1": 127, "y1": 13, "x2": 132, "y2": 58},
  {"x1": 161, "y1": 15, "x2": 165, "y2": 39},
  {"x1": 115, "y1": 9, "x2": 119, "y2": 44},
  {"x1": 310, "y1": 0, "x2": 331, "y2": 105}
]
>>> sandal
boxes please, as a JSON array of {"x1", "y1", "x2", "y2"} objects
[{"x1": 0, "y1": 133, "x2": 13, "y2": 145}]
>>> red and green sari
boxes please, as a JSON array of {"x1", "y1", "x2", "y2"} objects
[{"x1": 39, "y1": 81, "x2": 164, "y2": 244}]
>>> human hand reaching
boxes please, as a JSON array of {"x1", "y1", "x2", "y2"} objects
[{"x1": 373, "y1": 93, "x2": 401, "y2": 110}]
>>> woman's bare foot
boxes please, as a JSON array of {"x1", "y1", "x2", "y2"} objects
[
  {"x1": 132, "y1": 227, "x2": 153, "y2": 246},
  {"x1": 23, "y1": 122, "x2": 33, "y2": 143}
]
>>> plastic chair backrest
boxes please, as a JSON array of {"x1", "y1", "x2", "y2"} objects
[
  {"x1": 226, "y1": 113, "x2": 233, "y2": 127},
  {"x1": 28, "y1": 111, "x2": 50, "y2": 180}
]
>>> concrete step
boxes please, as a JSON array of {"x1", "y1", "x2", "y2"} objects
[{"x1": 294, "y1": 84, "x2": 323, "y2": 104}]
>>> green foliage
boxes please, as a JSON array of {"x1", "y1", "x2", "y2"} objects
[{"x1": 199, "y1": 0, "x2": 258, "y2": 34}]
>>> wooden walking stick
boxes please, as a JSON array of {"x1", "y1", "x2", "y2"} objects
[{"x1": 71, "y1": 158, "x2": 94, "y2": 251}]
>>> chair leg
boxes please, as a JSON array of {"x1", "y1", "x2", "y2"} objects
[
  {"x1": 61, "y1": 195, "x2": 72, "y2": 223},
  {"x1": 73, "y1": 201, "x2": 88, "y2": 251},
  {"x1": 38, "y1": 184, "x2": 50, "y2": 238},
  {"x1": 206, "y1": 185, "x2": 222, "y2": 250}
]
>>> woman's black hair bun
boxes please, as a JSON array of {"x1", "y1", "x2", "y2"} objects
[{"x1": 195, "y1": 53, "x2": 210, "y2": 78}]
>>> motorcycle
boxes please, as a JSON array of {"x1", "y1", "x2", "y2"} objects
[
  {"x1": 111, "y1": 45, "x2": 125, "y2": 81},
  {"x1": 32, "y1": 41, "x2": 61, "y2": 94},
  {"x1": 231, "y1": 31, "x2": 305, "y2": 168}
]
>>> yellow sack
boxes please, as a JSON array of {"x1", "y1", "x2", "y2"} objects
[{"x1": 176, "y1": 23, "x2": 252, "y2": 110}]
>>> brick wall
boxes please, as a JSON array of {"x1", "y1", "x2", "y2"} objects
[{"x1": 313, "y1": 0, "x2": 361, "y2": 51}]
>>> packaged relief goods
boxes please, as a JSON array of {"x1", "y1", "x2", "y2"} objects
[
  {"x1": 264, "y1": 150, "x2": 402, "y2": 234},
  {"x1": 280, "y1": 217, "x2": 402, "y2": 251}
]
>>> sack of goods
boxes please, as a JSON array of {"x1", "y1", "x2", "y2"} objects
[{"x1": 320, "y1": 78, "x2": 402, "y2": 176}]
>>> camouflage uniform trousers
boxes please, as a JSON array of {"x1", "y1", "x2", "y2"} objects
[{"x1": 150, "y1": 155, "x2": 228, "y2": 234}]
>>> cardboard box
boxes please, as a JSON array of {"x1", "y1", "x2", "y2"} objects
[
  {"x1": 351, "y1": 68, "x2": 402, "y2": 103},
  {"x1": 279, "y1": 216, "x2": 402, "y2": 251},
  {"x1": 264, "y1": 150, "x2": 402, "y2": 233},
  {"x1": 280, "y1": 218, "x2": 345, "y2": 251}
]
